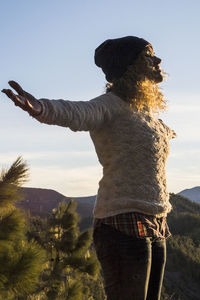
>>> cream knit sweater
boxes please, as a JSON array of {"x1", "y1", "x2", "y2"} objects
[{"x1": 35, "y1": 92, "x2": 175, "y2": 218}]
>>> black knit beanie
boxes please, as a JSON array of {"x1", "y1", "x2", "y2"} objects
[{"x1": 94, "y1": 36, "x2": 150, "y2": 82}]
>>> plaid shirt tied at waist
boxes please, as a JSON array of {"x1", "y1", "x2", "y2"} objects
[{"x1": 94, "y1": 212, "x2": 171, "y2": 239}]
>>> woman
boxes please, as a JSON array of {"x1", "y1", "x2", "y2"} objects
[{"x1": 2, "y1": 36, "x2": 176, "y2": 300}]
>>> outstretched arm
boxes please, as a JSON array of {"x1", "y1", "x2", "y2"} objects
[
  {"x1": 2, "y1": 81, "x2": 122, "y2": 131},
  {"x1": 2, "y1": 81, "x2": 42, "y2": 116}
]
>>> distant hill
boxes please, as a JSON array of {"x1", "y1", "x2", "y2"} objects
[
  {"x1": 178, "y1": 186, "x2": 200, "y2": 204},
  {"x1": 17, "y1": 187, "x2": 96, "y2": 219}
]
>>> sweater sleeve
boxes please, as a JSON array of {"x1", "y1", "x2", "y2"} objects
[
  {"x1": 158, "y1": 119, "x2": 177, "y2": 139},
  {"x1": 34, "y1": 93, "x2": 121, "y2": 131}
]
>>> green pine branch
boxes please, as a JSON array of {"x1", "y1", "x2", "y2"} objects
[
  {"x1": 0, "y1": 156, "x2": 29, "y2": 208},
  {"x1": 0, "y1": 157, "x2": 47, "y2": 299}
]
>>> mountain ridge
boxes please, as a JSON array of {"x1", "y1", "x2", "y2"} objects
[
  {"x1": 18, "y1": 186, "x2": 200, "y2": 217},
  {"x1": 178, "y1": 186, "x2": 200, "y2": 204},
  {"x1": 17, "y1": 187, "x2": 96, "y2": 218}
]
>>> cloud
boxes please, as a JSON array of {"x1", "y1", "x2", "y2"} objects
[
  {"x1": 167, "y1": 168, "x2": 200, "y2": 194},
  {"x1": 168, "y1": 148, "x2": 200, "y2": 159},
  {"x1": 166, "y1": 148, "x2": 200, "y2": 193},
  {"x1": 0, "y1": 150, "x2": 97, "y2": 164},
  {"x1": 0, "y1": 151, "x2": 101, "y2": 196},
  {"x1": 25, "y1": 164, "x2": 102, "y2": 197},
  {"x1": 160, "y1": 102, "x2": 200, "y2": 143},
  {"x1": 168, "y1": 104, "x2": 200, "y2": 113}
]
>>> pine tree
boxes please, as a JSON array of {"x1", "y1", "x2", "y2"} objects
[
  {"x1": 28, "y1": 200, "x2": 100, "y2": 300},
  {"x1": 0, "y1": 157, "x2": 46, "y2": 300}
]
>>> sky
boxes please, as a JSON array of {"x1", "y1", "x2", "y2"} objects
[{"x1": 1, "y1": 0, "x2": 200, "y2": 197}]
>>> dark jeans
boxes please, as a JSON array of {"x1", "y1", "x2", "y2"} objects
[{"x1": 93, "y1": 224, "x2": 166, "y2": 300}]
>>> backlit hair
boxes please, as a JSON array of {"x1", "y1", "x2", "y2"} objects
[{"x1": 106, "y1": 50, "x2": 167, "y2": 114}]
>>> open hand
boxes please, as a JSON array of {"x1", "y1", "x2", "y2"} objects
[{"x1": 2, "y1": 81, "x2": 42, "y2": 116}]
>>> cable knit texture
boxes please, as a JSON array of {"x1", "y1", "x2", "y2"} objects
[{"x1": 35, "y1": 92, "x2": 175, "y2": 218}]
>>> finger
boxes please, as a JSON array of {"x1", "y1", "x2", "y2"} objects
[
  {"x1": 8, "y1": 80, "x2": 25, "y2": 96},
  {"x1": 25, "y1": 99, "x2": 39, "y2": 113},
  {"x1": 24, "y1": 91, "x2": 37, "y2": 103},
  {"x1": 2, "y1": 89, "x2": 25, "y2": 107},
  {"x1": 26, "y1": 99, "x2": 33, "y2": 110},
  {"x1": 9, "y1": 81, "x2": 37, "y2": 103},
  {"x1": 1, "y1": 88, "x2": 16, "y2": 99},
  {"x1": 25, "y1": 99, "x2": 40, "y2": 116}
]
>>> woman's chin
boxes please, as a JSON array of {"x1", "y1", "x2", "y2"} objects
[{"x1": 153, "y1": 71, "x2": 164, "y2": 83}]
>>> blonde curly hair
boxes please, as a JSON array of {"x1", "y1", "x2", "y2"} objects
[{"x1": 106, "y1": 50, "x2": 167, "y2": 114}]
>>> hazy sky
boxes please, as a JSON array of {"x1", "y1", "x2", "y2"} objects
[{"x1": 1, "y1": 0, "x2": 200, "y2": 197}]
